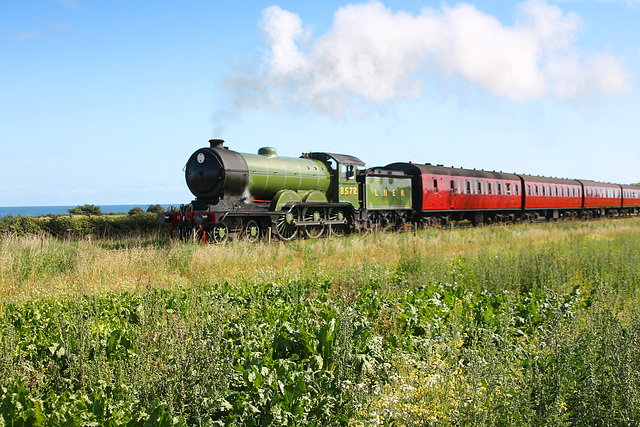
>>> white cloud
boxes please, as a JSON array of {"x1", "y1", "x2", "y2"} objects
[{"x1": 225, "y1": 0, "x2": 632, "y2": 117}]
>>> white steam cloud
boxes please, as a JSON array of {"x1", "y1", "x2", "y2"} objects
[{"x1": 224, "y1": 0, "x2": 632, "y2": 118}]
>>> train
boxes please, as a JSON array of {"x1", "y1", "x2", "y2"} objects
[{"x1": 157, "y1": 139, "x2": 640, "y2": 243}]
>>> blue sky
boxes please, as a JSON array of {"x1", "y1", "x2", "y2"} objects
[{"x1": 1, "y1": 0, "x2": 639, "y2": 207}]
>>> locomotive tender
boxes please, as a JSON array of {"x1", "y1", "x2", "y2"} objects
[{"x1": 158, "y1": 139, "x2": 640, "y2": 242}]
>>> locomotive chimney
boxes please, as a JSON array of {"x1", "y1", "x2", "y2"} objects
[{"x1": 209, "y1": 139, "x2": 225, "y2": 148}]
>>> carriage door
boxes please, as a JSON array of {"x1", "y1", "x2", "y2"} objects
[
  {"x1": 339, "y1": 164, "x2": 359, "y2": 207},
  {"x1": 449, "y1": 179, "x2": 457, "y2": 209}
]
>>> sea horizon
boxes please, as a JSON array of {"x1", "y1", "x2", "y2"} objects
[{"x1": 0, "y1": 204, "x2": 182, "y2": 218}]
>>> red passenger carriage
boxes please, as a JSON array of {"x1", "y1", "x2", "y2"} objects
[
  {"x1": 521, "y1": 176, "x2": 582, "y2": 220},
  {"x1": 621, "y1": 184, "x2": 640, "y2": 213},
  {"x1": 580, "y1": 180, "x2": 622, "y2": 217},
  {"x1": 385, "y1": 163, "x2": 522, "y2": 225}
]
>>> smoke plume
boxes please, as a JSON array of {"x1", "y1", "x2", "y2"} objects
[{"x1": 224, "y1": 0, "x2": 632, "y2": 118}]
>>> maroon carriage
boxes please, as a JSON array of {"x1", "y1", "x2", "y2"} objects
[
  {"x1": 579, "y1": 180, "x2": 623, "y2": 217},
  {"x1": 621, "y1": 184, "x2": 640, "y2": 214},
  {"x1": 521, "y1": 175, "x2": 583, "y2": 220},
  {"x1": 385, "y1": 163, "x2": 522, "y2": 225}
]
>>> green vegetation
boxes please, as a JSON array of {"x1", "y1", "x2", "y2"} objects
[
  {"x1": 145, "y1": 204, "x2": 166, "y2": 214},
  {"x1": 128, "y1": 206, "x2": 146, "y2": 216},
  {"x1": 67, "y1": 204, "x2": 103, "y2": 216},
  {"x1": 0, "y1": 212, "x2": 166, "y2": 240},
  {"x1": 1, "y1": 219, "x2": 640, "y2": 425}
]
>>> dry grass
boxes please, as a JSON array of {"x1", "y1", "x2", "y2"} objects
[{"x1": 2, "y1": 218, "x2": 639, "y2": 302}]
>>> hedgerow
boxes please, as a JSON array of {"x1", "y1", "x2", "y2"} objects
[{"x1": 0, "y1": 213, "x2": 166, "y2": 239}]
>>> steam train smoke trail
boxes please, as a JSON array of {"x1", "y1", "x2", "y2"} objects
[{"x1": 223, "y1": 0, "x2": 631, "y2": 118}]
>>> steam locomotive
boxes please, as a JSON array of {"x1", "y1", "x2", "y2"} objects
[{"x1": 157, "y1": 139, "x2": 640, "y2": 243}]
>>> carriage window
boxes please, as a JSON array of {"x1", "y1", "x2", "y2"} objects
[
  {"x1": 506, "y1": 183, "x2": 511, "y2": 195},
  {"x1": 466, "y1": 181, "x2": 471, "y2": 194},
  {"x1": 478, "y1": 182, "x2": 482, "y2": 194},
  {"x1": 433, "y1": 179, "x2": 438, "y2": 193},
  {"x1": 450, "y1": 180, "x2": 455, "y2": 193}
]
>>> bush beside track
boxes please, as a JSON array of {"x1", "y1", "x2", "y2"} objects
[{"x1": 0, "y1": 214, "x2": 167, "y2": 240}]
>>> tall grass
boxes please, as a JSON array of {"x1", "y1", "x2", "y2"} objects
[{"x1": 4, "y1": 219, "x2": 639, "y2": 300}]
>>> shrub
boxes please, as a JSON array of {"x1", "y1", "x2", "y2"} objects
[{"x1": 128, "y1": 207, "x2": 145, "y2": 216}]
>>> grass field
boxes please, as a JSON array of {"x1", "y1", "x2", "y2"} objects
[{"x1": 1, "y1": 219, "x2": 640, "y2": 425}]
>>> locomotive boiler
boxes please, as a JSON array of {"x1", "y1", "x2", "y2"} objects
[{"x1": 185, "y1": 139, "x2": 332, "y2": 202}]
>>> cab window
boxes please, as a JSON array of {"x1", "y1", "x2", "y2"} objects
[{"x1": 341, "y1": 165, "x2": 356, "y2": 180}]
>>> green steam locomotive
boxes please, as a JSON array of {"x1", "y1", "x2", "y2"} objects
[{"x1": 158, "y1": 139, "x2": 412, "y2": 242}]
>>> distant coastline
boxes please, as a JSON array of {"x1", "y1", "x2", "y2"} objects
[{"x1": 0, "y1": 204, "x2": 180, "y2": 218}]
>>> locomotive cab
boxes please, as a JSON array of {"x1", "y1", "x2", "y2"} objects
[{"x1": 302, "y1": 152, "x2": 365, "y2": 207}]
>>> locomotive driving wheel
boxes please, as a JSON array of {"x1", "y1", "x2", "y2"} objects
[
  {"x1": 303, "y1": 207, "x2": 325, "y2": 239},
  {"x1": 328, "y1": 208, "x2": 346, "y2": 237},
  {"x1": 212, "y1": 222, "x2": 229, "y2": 244},
  {"x1": 275, "y1": 210, "x2": 298, "y2": 241},
  {"x1": 244, "y1": 219, "x2": 261, "y2": 243}
]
